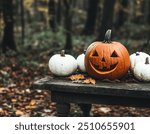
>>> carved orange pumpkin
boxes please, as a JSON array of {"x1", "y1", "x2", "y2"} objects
[{"x1": 85, "y1": 29, "x2": 130, "y2": 80}]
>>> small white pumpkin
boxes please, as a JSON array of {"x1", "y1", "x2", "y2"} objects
[
  {"x1": 130, "y1": 52, "x2": 150, "y2": 72},
  {"x1": 133, "y1": 57, "x2": 150, "y2": 81},
  {"x1": 48, "y1": 50, "x2": 77, "y2": 76},
  {"x1": 76, "y1": 53, "x2": 86, "y2": 73}
]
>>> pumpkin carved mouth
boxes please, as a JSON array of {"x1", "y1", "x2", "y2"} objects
[
  {"x1": 89, "y1": 62, "x2": 118, "y2": 74},
  {"x1": 95, "y1": 62, "x2": 118, "y2": 72}
]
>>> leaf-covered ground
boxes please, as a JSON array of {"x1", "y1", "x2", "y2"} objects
[{"x1": 0, "y1": 47, "x2": 150, "y2": 117}]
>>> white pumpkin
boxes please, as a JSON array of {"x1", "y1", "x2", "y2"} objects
[
  {"x1": 133, "y1": 57, "x2": 150, "y2": 81},
  {"x1": 76, "y1": 53, "x2": 86, "y2": 73},
  {"x1": 48, "y1": 50, "x2": 77, "y2": 76},
  {"x1": 130, "y1": 52, "x2": 150, "y2": 72}
]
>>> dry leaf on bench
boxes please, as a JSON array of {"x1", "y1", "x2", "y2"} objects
[
  {"x1": 83, "y1": 78, "x2": 96, "y2": 84},
  {"x1": 68, "y1": 74, "x2": 85, "y2": 81}
]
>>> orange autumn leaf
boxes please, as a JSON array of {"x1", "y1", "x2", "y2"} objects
[
  {"x1": 25, "y1": 100, "x2": 38, "y2": 109},
  {"x1": 0, "y1": 87, "x2": 9, "y2": 93},
  {"x1": 83, "y1": 78, "x2": 96, "y2": 84},
  {"x1": 25, "y1": 105, "x2": 37, "y2": 109},
  {"x1": 0, "y1": 108, "x2": 8, "y2": 116},
  {"x1": 0, "y1": 108, "x2": 4, "y2": 113},
  {"x1": 29, "y1": 100, "x2": 36, "y2": 106},
  {"x1": 16, "y1": 110, "x2": 24, "y2": 116},
  {"x1": 68, "y1": 74, "x2": 85, "y2": 80},
  {"x1": 11, "y1": 98, "x2": 17, "y2": 103}
]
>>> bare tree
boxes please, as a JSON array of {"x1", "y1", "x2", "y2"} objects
[
  {"x1": 56, "y1": 0, "x2": 62, "y2": 25},
  {"x1": 82, "y1": 0, "x2": 99, "y2": 35},
  {"x1": 140, "y1": 0, "x2": 150, "y2": 52},
  {"x1": 97, "y1": 0, "x2": 116, "y2": 41},
  {"x1": 1, "y1": 0, "x2": 16, "y2": 53},
  {"x1": 0, "y1": 0, "x2": 2, "y2": 41},
  {"x1": 116, "y1": 0, "x2": 128, "y2": 28},
  {"x1": 146, "y1": 0, "x2": 150, "y2": 24},
  {"x1": 48, "y1": 0, "x2": 57, "y2": 32},
  {"x1": 128, "y1": 0, "x2": 135, "y2": 23},
  {"x1": 20, "y1": 0, "x2": 25, "y2": 45},
  {"x1": 63, "y1": 0, "x2": 73, "y2": 50}
]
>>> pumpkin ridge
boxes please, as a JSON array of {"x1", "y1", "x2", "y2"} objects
[{"x1": 118, "y1": 44, "x2": 126, "y2": 76}]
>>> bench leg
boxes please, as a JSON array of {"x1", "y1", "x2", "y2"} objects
[
  {"x1": 79, "y1": 104, "x2": 92, "y2": 117},
  {"x1": 56, "y1": 103, "x2": 70, "y2": 117}
]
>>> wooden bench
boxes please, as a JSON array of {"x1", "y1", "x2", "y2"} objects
[{"x1": 32, "y1": 76, "x2": 150, "y2": 116}]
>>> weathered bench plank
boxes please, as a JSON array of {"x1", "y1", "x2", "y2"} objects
[
  {"x1": 33, "y1": 76, "x2": 150, "y2": 98},
  {"x1": 32, "y1": 76, "x2": 150, "y2": 116}
]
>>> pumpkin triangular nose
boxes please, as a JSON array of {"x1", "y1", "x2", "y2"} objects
[{"x1": 102, "y1": 57, "x2": 106, "y2": 62}]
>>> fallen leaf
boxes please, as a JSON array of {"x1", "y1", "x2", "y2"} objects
[
  {"x1": 25, "y1": 105, "x2": 37, "y2": 109},
  {"x1": 25, "y1": 89, "x2": 31, "y2": 93},
  {"x1": 68, "y1": 74, "x2": 85, "y2": 80},
  {"x1": 16, "y1": 110, "x2": 24, "y2": 116},
  {"x1": 20, "y1": 113, "x2": 31, "y2": 117},
  {"x1": 22, "y1": 67, "x2": 28, "y2": 73},
  {"x1": 83, "y1": 78, "x2": 96, "y2": 84},
  {"x1": 0, "y1": 108, "x2": 4, "y2": 113},
  {"x1": 0, "y1": 87, "x2": 9, "y2": 93},
  {"x1": 29, "y1": 100, "x2": 36, "y2": 105},
  {"x1": 0, "y1": 70, "x2": 8, "y2": 75},
  {"x1": 11, "y1": 99, "x2": 17, "y2": 103},
  {"x1": 8, "y1": 83, "x2": 17, "y2": 88},
  {"x1": 44, "y1": 109, "x2": 52, "y2": 113},
  {"x1": 98, "y1": 107, "x2": 111, "y2": 113}
]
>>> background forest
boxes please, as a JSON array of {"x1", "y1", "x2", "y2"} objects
[{"x1": 0, "y1": 0, "x2": 150, "y2": 116}]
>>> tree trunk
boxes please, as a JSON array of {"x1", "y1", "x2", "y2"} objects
[
  {"x1": 0, "y1": 1, "x2": 2, "y2": 12},
  {"x1": 56, "y1": 0, "x2": 62, "y2": 25},
  {"x1": 82, "y1": 0, "x2": 99, "y2": 35},
  {"x1": 20, "y1": 0, "x2": 25, "y2": 45},
  {"x1": 116, "y1": 0, "x2": 128, "y2": 28},
  {"x1": 128, "y1": 0, "x2": 135, "y2": 23},
  {"x1": 147, "y1": 0, "x2": 150, "y2": 24},
  {"x1": 140, "y1": 0, "x2": 150, "y2": 52},
  {"x1": 97, "y1": 0, "x2": 116, "y2": 41},
  {"x1": 1, "y1": 0, "x2": 16, "y2": 53},
  {"x1": 63, "y1": 0, "x2": 73, "y2": 50},
  {"x1": 0, "y1": 1, "x2": 2, "y2": 40},
  {"x1": 48, "y1": 0, "x2": 57, "y2": 32}
]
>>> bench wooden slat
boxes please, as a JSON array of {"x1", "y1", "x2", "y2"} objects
[
  {"x1": 32, "y1": 76, "x2": 150, "y2": 116},
  {"x1": 32, "y1": 76, "x2": 150, "y2": 99}
]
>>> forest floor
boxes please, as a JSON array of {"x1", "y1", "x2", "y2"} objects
[{"x1": 0, "y1": 43, "x2": 150, "y2": 117}]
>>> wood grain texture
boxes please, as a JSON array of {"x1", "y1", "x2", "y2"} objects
[{"x1": 32, "y1": 76, "x2": 150, "y2": 99}]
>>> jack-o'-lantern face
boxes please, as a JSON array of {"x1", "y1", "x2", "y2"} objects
[
  {"x1": 89, "y1": 48, "x2": 119, "y2": 74},
  {"x1": 85, "y1": 30, "x2": 130, "y2": 80}
]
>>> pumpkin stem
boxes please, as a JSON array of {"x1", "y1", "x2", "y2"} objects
[
  {"x1": 145, "y1": 57, "x2": 149, "y2": 64},
  {"x1": 60, "y1": 50, "x2": 65, "y2": 57},
  {"x1": 135, "y1": 52, "x2": 140, "y2": 56},
  {"x1": 104, "y1": 29, "x2": 112, "y2": 43}
]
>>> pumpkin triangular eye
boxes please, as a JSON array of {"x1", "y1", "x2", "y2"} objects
[
  {"x1": 92, "y1": 50, "x2": 98, "y2": 56},
  {"x1": 111, "y1": 51, "x2": 118, "y2": 57}
]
